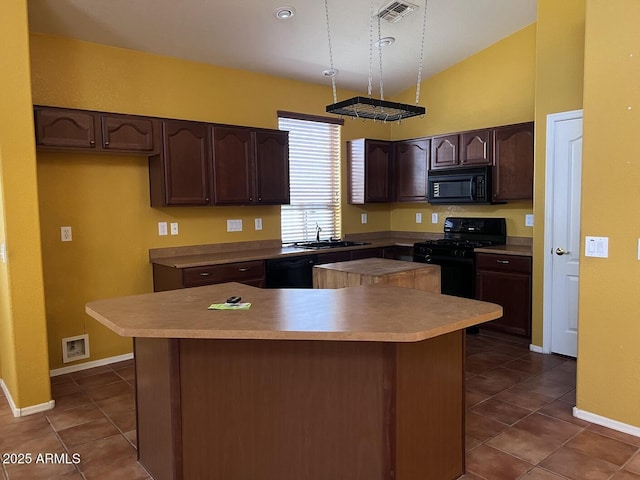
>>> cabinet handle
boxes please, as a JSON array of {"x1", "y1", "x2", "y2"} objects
[
  {"x1": 496, "y1": 259, "x2": 510, "y2": 264},
  {"x1": 89, "y1": 140, "x2": 95, "y2": 145},
  {"x1": 238, "y1": 268, "x2": 248, "y2": 272},
  {"x1": 104, "y1": 141, "x2": 110, "y2": 147},
  {"x1": 199, "y1": 272, "x2": 211, "y2": 276}
]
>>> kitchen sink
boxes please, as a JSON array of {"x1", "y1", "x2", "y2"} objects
[{"x1": 292, "y1": 240, "x2": 371, "y2": 249}]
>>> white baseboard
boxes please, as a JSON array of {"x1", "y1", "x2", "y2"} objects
[
  {"x1": 529, "y1": 344, "x2": 544, "y2": 353},
  {"x1": 50, "y1": 352, "x2": 134, "y2": 377},
  {"x1": 0, "y1": 378, "x2": 55, "y2": 418},
  {"x1": 574, "y1": 407, "x2": 640, "y2": 438}
]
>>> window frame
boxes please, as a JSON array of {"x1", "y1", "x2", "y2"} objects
[{"x1": 277, "y1": 111, "x2": 344, "y2": 244}]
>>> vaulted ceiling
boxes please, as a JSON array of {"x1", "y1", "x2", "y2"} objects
[{"x1": 28, "y1": 0, "x2": 537, "y2": 96}]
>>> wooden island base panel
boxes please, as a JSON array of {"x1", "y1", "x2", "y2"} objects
[{"x1": 85, "y1": 282, "x2": 503, "y2": 480}]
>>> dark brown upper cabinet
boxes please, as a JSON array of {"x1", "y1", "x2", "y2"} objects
[
  {"x1": 34, "y1": 106, "x2": 158, "y2": 154},
  {"x1": 492, "y1": 122, "x2": 534, "y2": 201},
  {"x1": 347, "y1": 139, "x2": 393, "y2": 204},
  {"x1": 254, "y1": 130, "x2": 290, "y2": 205},
  {"x1": 101, "y1": 114, "x2": 156, "y2": 152},
  {"x1": 35, "y1": 106, "x2": 98, "y2": 149},
  {"x1": 430, "y1": 134, "x2": 459, "y2": 169},
  {"x1": 460, "y1": 129, "x2": 493, "y2": 167},
  {"x1": 212, "y1": 126, "x2": 289, "y2": 205},
  {"x1": 149, "y1": 120, "x2": 212, "y2": 207},
  {"x1": 394, "y1": 138, "x2": 430, "y2": 202}
]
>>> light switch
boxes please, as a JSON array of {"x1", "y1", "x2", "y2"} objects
[
  {"x1": 170, "y1": 222, "x2": 179, "y2": 235},
  {"x1": 255, "y1": 218, "x2": 263, "y2": 231},
  {"x1": 431, "y1": 213, "x2": 438, "y2": 224},
  {"x1": 361, "y1": 214, "x2": 367, "y2": 224},
  {"x1": 227, "y1": 219, "x2": 243, "y2": 232},
  {"x1": 415, "y1": 213, "x2": 422, "y2": 224},
  {"x1": 585, "y1": 236, "x2": 608, "y2": 258}
]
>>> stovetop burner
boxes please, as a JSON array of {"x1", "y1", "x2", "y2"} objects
[{"x1": 414, "y1": 217, "x2": 507, "y2": 258}]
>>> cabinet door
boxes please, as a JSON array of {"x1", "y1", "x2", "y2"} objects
[
  {"x1": 493, "y1": 123, "x2": 534, "y2": 201},
  {"x1": 102, "y1": 114, "x2": 156, "y2": 152},
  {"x1": 460, "y1": 129, "x2": 493, "y2": 167},
  {"x1": 212, "y1": 126, "x2": 254, "y2": 204},
  {"x1": 254, "y1": 130, "x2": 290, "y2": 204},
  {"x1": 430, "y1": 134, "x2": 459, "y2": 169},
  {"x1": 35, "y1": 107, "x2": 98, "y2": 149},
  {"x1": 394, "y1": 139, "x2": 429, "y2": 202},
  {"x1": 364, "y1": 140, "x2": 392, "y2": 202},
  {"x1": 160, "y1": 120, "x2": 211, "y2": 206},
  {"x1": 475, "y1": 254, "x2": 532, "y2": 338}
]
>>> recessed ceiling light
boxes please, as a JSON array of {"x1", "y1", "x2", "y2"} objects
[
  {"x1": 275, "y1": 6, "x2": 296, "y2": 20},
  {"x1": 375, "y1": 36, "x2": 396, "y2": 48},
  {"x1": 322, "y1": 68, "x2": 338, "y2": 77}
]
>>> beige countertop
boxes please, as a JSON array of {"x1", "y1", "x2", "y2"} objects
[
  {"x1": 474, "y1": 244, "x2": 533, "y2": 256},
  {"x1": 85, "y1": 282, "x2": 502, "y2": 342},
  {"x1": 150, "y1": 237, "x2": 418, "y2": 268}
]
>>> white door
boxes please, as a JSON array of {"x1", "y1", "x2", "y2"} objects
[{"x1": 543, "y1": 110, "x2": 583, "y2": 357}]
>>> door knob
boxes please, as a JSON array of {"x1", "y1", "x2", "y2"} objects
[{"x1": 555, "y1": 247, "x2": 569, "y2": 255}]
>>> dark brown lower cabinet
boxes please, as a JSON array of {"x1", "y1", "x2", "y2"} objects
[
  {"x1": 475, "y1": 253, "x2": 532, "y2": 338},
  {"x1": 152, "y1": 260, "x2": 265, "y2": 292}
]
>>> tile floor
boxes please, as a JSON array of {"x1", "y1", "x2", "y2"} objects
[
  {"x1": 462, "y1": 331, "x2": 640, "y2": 480},
  {"x1": 0, "y1": 334, "x2": 639, "y2": 479}
]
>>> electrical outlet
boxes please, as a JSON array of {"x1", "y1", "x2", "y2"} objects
[
  {"x1": 525, "y1": 214, "x2": 534, "y2": 227},
  {"x1": 170, "y1": 222, "x2": 179, "y2": 235},
  {"x1": 415, "y1": 212, "x2": 422, "y2": 224},
  {"x1": 0, "y1": 243, "x2": 6, "y2": 264},
  {"x1": 158, "y1": 222, "x2": 168, "y2": 236},
  {"x1": 227, "y1": 219, "x2": 243, "y2": 232},
  {"x1": 361, "y1": 213, "x2": 368, "y2": 224},
  {"x1": 61, "y1": 226, "x2": 72, "y2": 242},
  {"x1": 255, "y1": 218, "x2": 263, "y2": 231},
  {"x1": 431, "y1": 213, "x2": 438, "y2": 224}
]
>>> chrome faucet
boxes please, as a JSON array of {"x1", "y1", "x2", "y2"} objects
[{"x1": 315, "y1": 223, "x2": 322, "y2": 242}]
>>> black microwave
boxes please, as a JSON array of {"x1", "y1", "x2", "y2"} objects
[{"x1": 427, "y1": 166, "x2": 492, "y2": 204}]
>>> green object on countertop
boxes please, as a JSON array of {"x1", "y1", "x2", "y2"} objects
[{"x1": 208, "y1": 303, "x2": 252, "y2": 310}]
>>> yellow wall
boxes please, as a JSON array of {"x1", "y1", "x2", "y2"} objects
[
  {"x1": 0, "y1": 0, "x2": 51, "y2": 408},
  {"x1": 388, "y1": 24, "x2": 537, "y2": 237},
  {"x1": 532, "y1": 0, "x2": 586, "y2": 346},
  {"x1": 30, "y1": 34, "x2": 391, "y2": 370},
  {"x1": 578, "y1": 0, "x2": 640, "y2": 426}
]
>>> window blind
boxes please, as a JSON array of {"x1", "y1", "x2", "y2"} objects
[{"x1": 278, "y1": 115, "x2": 342, "y2": 244}]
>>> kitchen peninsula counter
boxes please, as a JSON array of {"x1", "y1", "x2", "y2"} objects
[{"x1": 86, "y1": 282, "x2": 502, "y2": 480}]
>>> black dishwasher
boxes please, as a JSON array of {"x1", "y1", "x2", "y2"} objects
[{"x1": 265, "y1": 255, "x2": 318, "y2": 288}]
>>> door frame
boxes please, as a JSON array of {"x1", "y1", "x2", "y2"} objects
[{"x1": 542, "y1": 109, "x2": 583, "y2": 354}]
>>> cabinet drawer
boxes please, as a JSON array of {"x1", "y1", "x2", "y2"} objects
[
  {"x1": 182, "y1": 261, "x2": 265, "y2": 287},
  {"x1": 475, "y1": 253, "x2": 531, "y2": 274}
]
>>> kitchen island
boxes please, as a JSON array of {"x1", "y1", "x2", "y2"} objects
[{"x1": 86, "y1": 282, "x2": 502, "y2": 480}]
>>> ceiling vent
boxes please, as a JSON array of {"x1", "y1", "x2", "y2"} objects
[{"x1": 377, "y1": 0, "x2": 418, "y2": 23}]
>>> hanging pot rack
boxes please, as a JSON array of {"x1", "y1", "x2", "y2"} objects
[{"x1": 324, "y1": 0, "x2": 428, "y2": 122}]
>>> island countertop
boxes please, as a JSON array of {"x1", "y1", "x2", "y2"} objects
[{"x1": 85, "y1": 282, "x2": 502, "y2": 342}]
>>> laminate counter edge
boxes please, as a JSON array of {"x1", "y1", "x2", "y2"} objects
[{"x1": 85, "y1": 282, "x2": 502, "y2": 342}]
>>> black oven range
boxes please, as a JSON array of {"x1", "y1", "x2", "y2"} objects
[{"x1": 413, "y1": 217, "x2": 507, "y2": 299}]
